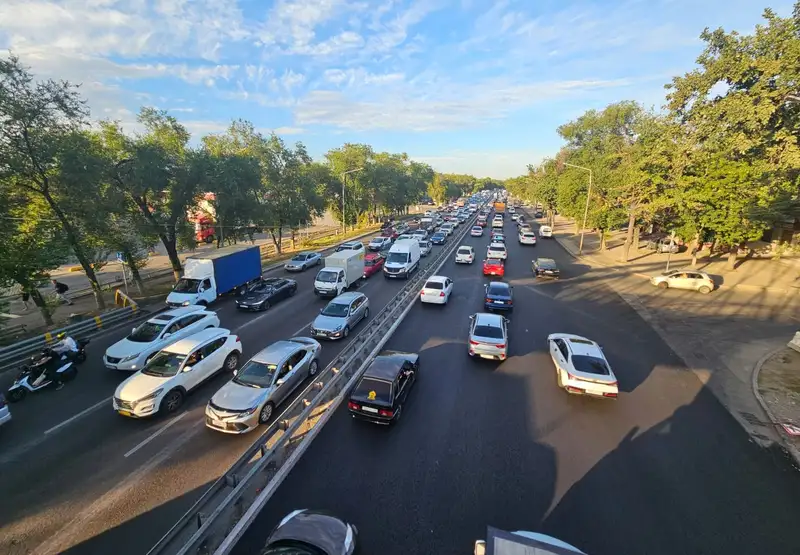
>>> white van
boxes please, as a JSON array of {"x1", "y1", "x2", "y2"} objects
[{"x1": 383, "y1": 239, "x2": 421, "y2": 279}]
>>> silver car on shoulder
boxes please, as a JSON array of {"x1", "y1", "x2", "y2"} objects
[
  {"x1": 310, "y1": 292, "x2": 370, "y2": 340},
  {"x1": 468, "y1": 312, "x2": 509, "y2": 361},
  {"x1": 205, "y1": 337, "x2": 322, "y2": 434}
]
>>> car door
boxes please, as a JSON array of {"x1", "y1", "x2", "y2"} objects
[
  {"x1": 285, "y1": 349, "x2": 308, "y2": 390},
  {"x1": 271, "y1": 359, "x2": 294, "y2": 404},
  {"x1": 272, "y1": 279, "x2": 288, "y2": 300},
  {"x1": 685, "y1": 272, "x2": 703, "y2": 290},
  {"x1": 180, "y1": 346, "x2": 210, "y2": 391},
  {"x1": 200, "y1": 337, "x2": 228, "y2": 377},
  {"x1": 349, "y1": 296, "x2": 364, "y2": 325},
  {"x1": 669, "y1": 272, "x2": 689, "y2": 290},
  {"x1": 550, "y1": 338, "x2": 566, "y2": 368},
  {"x1": 445, "y1": 278, "x2": 454, "y2": 301}
]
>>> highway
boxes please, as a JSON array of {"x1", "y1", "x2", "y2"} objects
[
  {"x1": 0, "y1": 223, "x2": 464, "y2": 555},
  {"x1": 231, "y1": 211, "x2": 800, "y2": 555}
]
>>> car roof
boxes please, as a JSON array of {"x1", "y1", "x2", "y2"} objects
[
  {"x1": 341, "y1": 241, "x2": 361, "y2": 247},
  {"x1": 566, "y1": 336, "x2": 602, "y2": 356},
  {"x1": 487, "y1": 281, "x2": 511, "y2": 291},
  {"x1": 474, "y1": 312, "x2": 505, "y2": 327},
  {"x1": 361, "y1": 351, "x2": 419, "y2": 381},
  {"x1": 489, "y1": 242, "x2": 505, "y2": 248},
  {"x1": 252, "y1": 340, "x2": 303, "y2": 364},
  {"x1": 364, "y1": 252, "x2": 382, "y2": 260},
  {"x1": 537, "y1": 258, "x2": 557, "y2": 265},
  {"x1": 163, "y1": 327, "x2": 230, "y2": 354},
  {"x1": 426, "y1": 275, "x2": 449, "y2": 283},
  {"x1": 160, "y1": 305, "x2": 207, "y2": 320},
  {"x1": 331, "y1": 291, "x2": 363, "y2": 303}
]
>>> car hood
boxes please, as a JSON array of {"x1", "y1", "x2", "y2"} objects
[
  {"x1": 269, "y1": 511, "x2": 351, "y2": 555},
  {"x1": 313, "y1": 314, "x2": 347, "y2": 331},
  {"x1": 285, "y1": 260, "x2": 304, "y2": 266},
  {"x1": 106, "y1": 337, "x2": 150, "y2": 359},
  {"x1": 210, "y1": 380, "x2": 270, "y2": 411},
  {"x1": 239, "y1": 293, "x2": 269, "y2": 303},
  {"x1": 116, "y1": 372, "x2": 171, "y2": 401}
]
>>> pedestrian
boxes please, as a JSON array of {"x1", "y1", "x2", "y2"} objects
[
  {"x1": 21, "y1": 290, "x2": 30, "y2": 311},
  {"x1": 51, "y1": 279, "x2": 73, "y2": 305}
]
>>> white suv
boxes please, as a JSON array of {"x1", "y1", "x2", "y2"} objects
[
  {"x1": 104, "y1": 306, "x2": 220, "y2": 371},
  {"x1": 113, "y1": 328, "x2": 242, "y2": 418}
]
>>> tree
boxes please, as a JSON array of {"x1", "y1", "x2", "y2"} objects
[
  {"x1": 0, "y1": 55, "x2": 109, "y2": 308},
  {"x1": 427, "y1": 172, "x2": 447, "y2": 205}
]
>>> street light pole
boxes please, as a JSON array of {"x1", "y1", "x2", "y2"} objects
[
  {"x1": 341, "y1": 167, "x2": 364, "y2": 233},
  {"x1": 563, "y1": 162, "x2": 593, "y2": 255}
]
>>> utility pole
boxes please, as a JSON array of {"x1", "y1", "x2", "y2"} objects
[{"x1": 562, "y1": 162, "x2": 593, "y2": 255}]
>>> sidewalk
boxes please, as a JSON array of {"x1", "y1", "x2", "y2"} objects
[{"x1": 754, "y1": 344, "x2": 800, "y2": 465}]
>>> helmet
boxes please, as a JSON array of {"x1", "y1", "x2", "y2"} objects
[{"x1": 57, "y1": 332, "x2": 66, "y2": 340}]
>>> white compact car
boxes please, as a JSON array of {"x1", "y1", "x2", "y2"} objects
[
  {"x1": 486, "y1": 242, "x2": 507, "y2": 260},
  {"x1": 420, "y1": 275, "x2": 453, "y2": 305},
  {"x1": 519, "y1": 230, "x2": 537, "y2": 245},
  {"x1": 539, "y1": 225, "x2": 553, "y2": 238},
  {"x1": 492, "y1": 217, "x2": 504, "y2": 229},
  {"x1": 104, "y1": 306, "x2": 220, "y2": 372},
  {"x1": 113, "y1": 328, "x2": 242, "y2": 417},
  {"x1": 470, "y1": 226, "x2": 484, "y2": 237},
  {"x1": 547, "y1": 333, "x2": 619, "y2": 399},
  {"x1": 455, "y1": 246, "x2": 475, "y2": 264}
]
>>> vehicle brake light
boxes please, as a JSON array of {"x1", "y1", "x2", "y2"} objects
[
  {"x1": 347, "y1": 401, "x2": 360, "y2": 411},
  {"x1": 469, "y1": 340, "x2": 479, "y2": 346},
  {"x1": 439, "y1": 292, "x2": 445, "y2": 297},
  {"x1": 485, "y1": 298, "x2": 491, "y2": 303},
  {"x1": 603, "y1": 392, "x2": 618, "y2": 398},
  {"x1": 233, "y1": 336, "x2": 240, "y2": 343},
  {"x1": 378, "y1": 409, "x2": 394, "y2": 418},
  {"x1": 495, "y1": 344, "x2": 505, "y2": 349}
]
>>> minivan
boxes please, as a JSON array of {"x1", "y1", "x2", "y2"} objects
[{"x1": 383, "y1": 239, "x2": 421, "y2": 279}]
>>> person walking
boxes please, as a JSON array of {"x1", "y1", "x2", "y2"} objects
[
  {"x1": 20, "y1": 290, "x2": 31, "y2": 311},
  {"x1": 51, "y1": 279, "x2": 73, "y2": 305}
]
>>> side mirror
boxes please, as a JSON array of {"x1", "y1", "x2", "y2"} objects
[
  {"x1": 319, "y1": 308, "x2": 324, "y2": 313},
  {"x1": 182, "y1": 365, "x2": 193, "y2": 372},
  {"x1": 132, "y1": 327, "x2": 137, "y2": 334},
  {"x1": 232, "y1": 369, "x2": 238, "y2": 375}
]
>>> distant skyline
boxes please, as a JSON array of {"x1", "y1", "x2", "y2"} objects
[{"x1": 1, "y1": 0, "x2": 795, "y2": 178}]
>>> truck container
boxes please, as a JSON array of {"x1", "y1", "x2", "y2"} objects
[
  {"x1": 314, "y1": 250, "x2": 365, "y2": 297},
  {"x1": 166, "y1": 245, "x2": 262, "y2": 307},
  {"x1": 493, "y1": 201, "x2": 506, "y2": 213}
]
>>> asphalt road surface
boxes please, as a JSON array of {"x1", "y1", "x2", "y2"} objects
[
  {"x1": 0, "y1": 222, "x2": 470, "y2": 555},
  {"x1": 231, "y1": 213, "x2": 800, "y2": 555}
]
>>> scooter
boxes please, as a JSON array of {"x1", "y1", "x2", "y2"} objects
[{"x1": 6, "y1": 358, "x2": 79, "y2": 403}]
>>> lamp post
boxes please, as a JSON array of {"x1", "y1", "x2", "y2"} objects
[
  {"x1": 562, "y1": 162, "x2": 593, "y2": 255},
  {"x1": 341, "y1": 167, "x2": 364, "y2": 233}
]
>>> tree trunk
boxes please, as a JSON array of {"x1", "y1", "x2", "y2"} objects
[
  {"x1": 269, "y1": 226, "x2": 283, "y2": 253},
  {"x1": 690, "y1": 232, "x2": 701, "y2": 267},
  {"x1": 632, "y1": 226, "x2": 640, "y2": 252},
  {"x1": 574, "y1": 220, "x2": 580, "y2": 235},
  {"x1": 41, "y1": 190, "x2": 106, "y2": 309},
  {"x1": 291, "y1": 229, "x2": 297, "y2": 250},
  {"x1": 132, "y1": 196, "x2": 183, "y2": 281},
  {"x1": 28, "y1": 287, "x2": 54, "y2": 326},
  {"x1": 125, "y1": 251, "x2": 146, "y2": 295},
  {"x1": 599, "y1": 229, "x2": 607, "y2": 250},
  {"x1": 727, "y1": 245, "x2": 738, "y2": 269},
  {"x1": 620, "y1": 210, "x2": 636, "y2": 263}
]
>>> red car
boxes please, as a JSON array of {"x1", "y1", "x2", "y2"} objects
[
  {"x1": 483, "y1": 258, "x2": 505, "y2": 277},
  {"x1": 477, "y1": 219, "x2": 487, "y2": 227},
  {"x1": 381, "y1": 228, "x2": 399, "y2": 239},
  {"x1": 363, "y1": 253, "x2": 385, "y2": 278}
]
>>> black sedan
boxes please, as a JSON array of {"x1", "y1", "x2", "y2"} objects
[
  {"x1": 533, "y1": 257, "x2": 560, "y2": 279},
  {"x1": 235, "y1": 277, "x2": 297, "y2": 311},
  {"x1": 484, "y1": 281, "x2": 513, "y2": 311},
  {"x1": 348, "y1": 351, "x2": 418, "y2": 425},
  {"x1": 260, "y1": 509, "x2": 357, "y2": 555}
]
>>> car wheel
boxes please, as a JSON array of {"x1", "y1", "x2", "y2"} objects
[
  {"x1": 290, "y1": 285, "x2": 297, "y2": 296},
  {"x1": 261, "y1": 300, "x2": 271, "y2": 311},
  {"x1": 308, "y1": 359, "x2": 319, "y2": 376},
  {"x1": 364, "y1": 307, "x2": 370, "y2": 319},
  {"x1": 258, "y1": 402, "x2": 275, "y2": 424},
  {"x1": 223, "y1": 352, "x2": 239, "y2": 372},
  {"x1": 698, "y1": 285, "x2": 711, "y2": 294},
  {"x1": 657, "y1": 282, "x2": 669, "y2": 289},
  {"x1": 161, "y1": 389, "x2": 184, "y2": 414},
  {"x1": 7, "y1": 387, "x2": 26, "y2": 402},
  {"x1": 343, "y1": 326, "x2": 350, "y2": 338}
]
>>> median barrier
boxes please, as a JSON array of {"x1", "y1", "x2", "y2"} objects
[{"x1": 147, "y1": 210, "x2": 479, "y2": 555}]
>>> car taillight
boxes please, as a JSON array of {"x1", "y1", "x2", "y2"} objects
[
  {"x1": 233, "y1": 336, "x2": 240, "y2": 343},
  {"x1": 439, "y1": 292, "x2": 445, "y2": 297},
  {"x1": 469, "y1": 340, "x2": 479, "y2": 346},
  {"x1": 603, "y1": 392, "x2": 618, "y2": 398},
  {"x1": 495, "y1": 344, "x2": 505, "y2": 348},
  {"x1": 347, "y1": 401, "x2": 360, "y2": 411},
  {"x1": 485, "y1": 298, "x2": 491, "y2": 303},
  {"x1": 378, "y1": 409, "x2": 394, "y2": 418}
]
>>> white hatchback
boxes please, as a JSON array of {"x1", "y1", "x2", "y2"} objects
[
  {"x1": 548, "y1": 333, "x2": 619, "y2": 399},
  {"x1": 420, "y1": 276, "x2": 453, "y2": 305},
  {"x1": 539, "y1": 225, "x2": 553, "y2": 238},
  {"x1": 455, "y1": 246, "x2": 475, "y2": 264},
  {"x1": 486, "y1": 243, "x2": 507, "y2": 260},
  {"x1": 519, "y1": 230, "x2": 537, "y2": 245},
  {"x1": 113, "y1": 328, "x2": 242, "y2": 418}
]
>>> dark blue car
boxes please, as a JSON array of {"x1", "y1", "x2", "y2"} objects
[
  {"x1": 484, "y1": 281, "x2": 513, "y2": 311},
  {"x1": 430, "y1": 232, "x2": 447, "y2": 245}
]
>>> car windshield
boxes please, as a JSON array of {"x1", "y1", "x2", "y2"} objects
[
  {"x1": 424, "y1": 281, "x2": 444, "y2": 289},
  {"x1": 365, "y1": 258, "x2": 380, "y2": 267},
  {"x1": 487, "y1": 283, "x2": 510, "y2": 296},
  {"x1": 321, "y1": 302, "x2": 349, "y2": 317},
  {"x1": 128, "y1": 322, "x2": 167, "y2": 343},
  {"x1": 387, "y1": 252, "x2": 409, "y2": 264},
  {"x1": 233, "y1": 360, "x2": 278, "y2": 388},
  {"x1": 353, "y1": 377, "x2": 392, "y2": 403},
  {"x1": 316, "y1": 270, "x2": 339, "y2": 283},
  {"x1": 173, "y1": 278, "x2": 200, "y2": 293},
  {"x1": 571, "y1": 355, "x2": 611, "y2": 376},
  {"x1": 433, "y1": 233, "x2": 444, "y2": 239},
  {"x1": 473, "y1": 325, "x2": 504, "y2": 339},
  {"x1": 291, "y1": 254, "x2": 308, "y2": 261},
  {"x1": 142, "y1": 351, "x2": 187, "y2": 377}
]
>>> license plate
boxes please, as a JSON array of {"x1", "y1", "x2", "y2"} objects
[
  {"x1": 118, "y1": 410, "x2": 133, "y2": 417},
  {"x1": 361, "y1": 406, "x2": 378, "y2": 413},
  {"x1": 495, "y1": 301, "x2": 505, "y2": 304},
  {"x1": 211, "y1": 419, "x2": 224, "y2": 428}
]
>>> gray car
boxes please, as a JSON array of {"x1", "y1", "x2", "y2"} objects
[
  {"x1": 284, "y1": 251, "x2": 321, "y2": 271},
  {"x1": 310, "y1": 292, "x2": 370, "y2": 340},
  {"x1": 205, "y1": 337, "x2": 322, "y2": 433},
  {"x1": 261, "y1": 509, "x2": 357, "y2": 555}
]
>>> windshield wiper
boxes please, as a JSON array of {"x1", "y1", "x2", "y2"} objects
[{"x1": 233, "y1": 377, "x2": 262, "y2": 388}]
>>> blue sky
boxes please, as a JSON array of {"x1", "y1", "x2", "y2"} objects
[{"x1": 0, "y1": 0, "x2": 795, "y2": 178}]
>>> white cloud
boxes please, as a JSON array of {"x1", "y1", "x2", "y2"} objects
[{"x1": 321, "y1": 67, "x2": 405, "y2": 87}]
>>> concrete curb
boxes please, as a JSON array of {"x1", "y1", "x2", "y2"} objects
[{"x1": 751, "y1": 347, "x2": 800, "y2": 468}]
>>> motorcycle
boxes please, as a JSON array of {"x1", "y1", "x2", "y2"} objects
[{"x1": 5, "y1": 339, "x2": 89, "y2": 403}]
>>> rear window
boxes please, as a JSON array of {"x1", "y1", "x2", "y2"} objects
[
  {"x1": 473, "y1": 325, "x2": 504, "y2": 339},
  {"x1": 487, "y1": 283, "x2": 509, "y2": 295},
  {"x1": 458, "y1": 247, "x2": 472, "y2": 254},
  {"x1": 571, "y1": 355, "x2": 611, "y2": 375},
  {"x1": 489, "y1": 245, "x2": 504, "y2": 251},
  {"x1": 353, "y1": 377, "x2": 392, "y2": 402},
  {"x1": 424, "y1": 281, "x2": 444, "y2": 290}
]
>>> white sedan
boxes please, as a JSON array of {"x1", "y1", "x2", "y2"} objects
[
  {"x1": 547, "y1": 333, "x2": 619, "y2": 399},
  {"x1": 539, "y1": 225, "x2": 553, "y2": 238},
  {"x1": 486, "y1": 242, "x2": 507, "y2": 260},
  {"x1": 420, "y1": 275, "x2": 453, "y2": 305},
  {"x1": 455, "y1": 246, "x2": 475, "y2": 264},
  {"x1": 470, "y1": 226, "x2": 484, "y2": 237}
]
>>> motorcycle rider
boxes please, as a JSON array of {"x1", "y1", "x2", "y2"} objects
[{"x1": 51, "y1": 333, "x2": 79, "y2": 357}]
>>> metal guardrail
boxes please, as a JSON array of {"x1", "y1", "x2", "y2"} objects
[
  {"x1": 148, "y1": 211, "x2": 478, "y2": 555},
  {"x1": 0, "y1": 305, "x2": 143, "y2": 374}
]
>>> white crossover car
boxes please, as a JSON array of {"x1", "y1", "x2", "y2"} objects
[
  {"x1": 455, "y1": 246, "x2": 475, "y2": 264},
  {"x1": 519, "y1": 230, "x2": 537, "y2": 245},
  {"x1": 420, "y1": 276, "x2": 453, "y2": 305},
  {"x1": 113, "y1": 328, "x2": 242, "y2": 417},
  {"x1": 486, "y1": 242, "x2": 507, "y2": 260},
  {"x1": 104, "y1": 306, "x2": 220, "y2": 372},
  {"x1": 547, "y1": 333, "x2": 619, "y2": 399},
  {"x1": 539, "y1": 225, "x2": 553, "y2": 238}
]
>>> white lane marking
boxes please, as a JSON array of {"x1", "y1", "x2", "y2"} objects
[
  {"x1": 124, "y1": 412, "x2": 188, "y2": 458},
  {"x1": 292, "y1": 321, "x2": 310, "y2": 336},
  {"x1": 44, "y1": 397, "x2": 111, "y2": 435}
]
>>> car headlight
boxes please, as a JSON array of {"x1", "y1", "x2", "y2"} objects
[
  {"x1": 135, "y1": 388, "x2": 164, "y2": 406},
  {"x1": 181, "y1": 300, "x2": 191, "y2": 306},
  {"x1": 120, "y1": 353, "x2": 140, "y2": 363},
  {"x1": 241, "y1": 404, "x2": 260, "y2": 416}
]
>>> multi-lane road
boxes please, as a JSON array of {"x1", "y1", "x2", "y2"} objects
[
  {"x1": 231, "y1": 212, "x2": 800, "y2": 555},
  {"x1": 0, "y1": 223, "x2": 461, "y2": 555}
]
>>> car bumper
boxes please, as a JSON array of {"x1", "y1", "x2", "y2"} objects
[
  {"x1": 469, "y1": 346, "x2": 507, "y2": 360},
  {"x1": 113, "y1": 397, "x2": 159, "y2": 418},
  {"x1": 536, "y1": 271, "x2": 560, "y2": 278},
  {"x1": 104, "y1": 356, "x2": 141, "y2": 371},
  {"x1": 236, "y1": 303, "x2": 266, "y2": 311},
  {"x1": 310, "y1": 327, "x2": 346, "y2": 340},
  {"x1": 455, "y1": 257, "x2": 473, "y2": 263},
  {"x1": 314, "y1": 288, "x2": 339, "y2": 297},
  {"x1": 484, "y1": 301, "x2": 512, "y2": 311},
  {"x1": 562, "y1": 378, "x2": 618, "y2": 399},
  {"x1": 349, "y1": 409, "x2": 394, "y2": 425},
  {"x1": 205, "y1": 407, "x2": 259, "y2": 434},
  {"x1": 420, "y1": 294, "x2": 446, "y2": 304},
  {"x1": 519, "y1": 239, "x2": 537, "y2": 245}
]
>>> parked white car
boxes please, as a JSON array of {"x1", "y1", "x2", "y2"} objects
[
  {"x1": 113, "y1": 328, "x2": 242, "y2": 417},
  {"x1": 650, "y1": 270, "x2": 715, "y2": 294},
  {"x1": 486, "y1": 242, "x2": 507, "y2": 260},
  {"x1": 547, "y1": 333, "x2": 618, "y2": 399},
  {"x1": 455, "y1": 246, "x2": 475, "y2": 264},
  {"x1": 420, "y1": 275, "x2": 453, "y2": 305},
  {"x1": 539, "y1": 225, "x2": 553, "y2": 238},
  {"x1": 104, "y1": 306, "x2": 220, "y2": 372}
]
